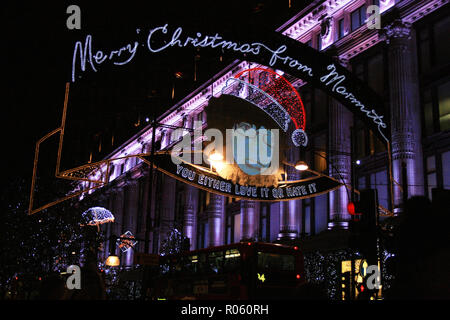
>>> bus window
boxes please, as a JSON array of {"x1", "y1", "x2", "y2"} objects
[
  {"x1": 257, "y1": 252, "x2": 295, "y2": 272},
  {"x1": 208, "y1": 251, "x2": 224, "y2": 274},
  {"x1": 224, "y1": 249, "x2": 241, "y2": 272},
  {"x1": 174, "y1": 257, "x2": 183, "y2": 274},
  {"x1": 198, "y1": 253, "x2": 208, "y2": 273},
  {"x1": 184, "y1": 255, "x2": 198, "y2": 274}
]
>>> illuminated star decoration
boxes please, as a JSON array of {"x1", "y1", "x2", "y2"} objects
[{"x1": 117, "y1": 231, "x2": 138, "y2": 253}]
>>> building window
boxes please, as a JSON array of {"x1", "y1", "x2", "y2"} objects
[
  {"x1": 367, "y1": 53, "x2": 384, "y2": 96},
  {"x1": 442, "y1": 151, "x2": 450, "y2": 190},
  {"x1": 313, "y1": 88, "x2": 328, "y2": 125},
  {"x1": 418, "y1": 14, "x2": 450, "y2": 73},
  {"x1": 358, "y1": 176, "x2": 366, "y2": 189},
  {"x1": 422, "y1": 80, "x2": 450, "y2": 135},
  {"x1": 313, "y1": 134, "x2": 327, "y2": 173},
  {"x1": 302, "y1": 198, "x2": 311, "y2": 236},
  {"x1": 426, "y1": 155, "x2": 437, "y2": 199},
  {"x1": 354, "y1": 62, "x2": 364, "y2": 80},
  {"x1": 424, "y1": 150, "x2": 450, "y2": 200},
  {"x1": 355, "y1": 125, "x2": 366, "y2": 159},
  {"x1": 355, "y1": 119, "x2": 385, "y2": 158},
  {"x1": 434, "y1": 15, "x2": 450, "y2": 67},
  {"x1": 259, "y1": 203, "x2": 270, "y2": 242},
  {"x1": 351, "y1": 5, "x2": 366, "y2": 32},
  {"x1": 338, "y1": 18, "x2": 345, "y2": 40},
  {"x1": 314, "y1": 194, "x2": 327, "y2": 234},
  {"x1": 423, "y1": 89, "x2": 434, "y2": 136},
  {"x1": 438, "y1": 81, "x2": 450, "y2": 131},
  {"x1": 352, "y1": 53, "x2": 387, "y2": 153},
  {"x1": 352, "y1": 54, "x2": 387, "y2": 156},
  {"x1": 316, "y1": 33, "x2": 322, "y2": 50},
  {"x1": 418, "y1": 28, "x2": 431, "y2": 74},
  {"x1": 369, "y1": 170, "x2": 389, "y2": 210}
]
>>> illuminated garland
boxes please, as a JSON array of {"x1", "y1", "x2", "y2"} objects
[
  {"x1": 233, "y1": 68, "x2": 308, "y2": 147},
  {"x1": 303, "y1": 249, "x2": 361, "y2": 300}
]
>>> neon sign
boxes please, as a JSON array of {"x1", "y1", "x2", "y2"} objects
[
  {"x1": 72, "y1": 34, "x2": 138, "y2": 81},
  {"x1": 71, "y1": 23, "x2": 389, "y2": 143}
]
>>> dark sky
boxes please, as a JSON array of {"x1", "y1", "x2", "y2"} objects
[{"x1": 2, "y1": 1, "x2": 311, "y2": 189}]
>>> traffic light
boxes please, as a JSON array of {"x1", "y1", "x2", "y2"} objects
[
  {"x1": 349, "y1": 189, "x2": 379, "y2": 266},
  {"x1": 348, "y1": 189, "x2": 378, "y2": 230},
  {"x1": 357, "y1": 281, "x2": 366, "y2": 294},
  {"x1": 359, "y1": 189, "x2": 378, "y2": 232},
  {"x1": 356, "y1": 275, "x2": 379, "y2": 300}
]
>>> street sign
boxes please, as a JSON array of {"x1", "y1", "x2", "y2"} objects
[{"x1": 134, "y1": 253, "x2": 159, "y2": 266}]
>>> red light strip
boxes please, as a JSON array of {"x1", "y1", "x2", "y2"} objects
[{"x1": 234, "y1": 67, "x2": 306, "y2": 131}]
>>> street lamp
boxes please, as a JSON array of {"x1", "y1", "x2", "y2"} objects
[
  {"x1": 208, "y1": 151, "x2": 224, "y2": 172},
  {"x1": 105, "y1": 255, "x2": 120, "y2": 267},
  {"x1": 294, "y1": 160, "x2": 309, "y2": 171},
  {"x1": 208, "y1": 151, "x2": 224, "y2": 162}
]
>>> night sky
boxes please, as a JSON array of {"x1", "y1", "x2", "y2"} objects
[{"x1": 2, "y1": 1, "x2": 313, "y2": 196}]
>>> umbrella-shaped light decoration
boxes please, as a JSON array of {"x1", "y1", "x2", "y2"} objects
[{"x1": 81, "y1": 207, "x2": 115, "y2": 231}]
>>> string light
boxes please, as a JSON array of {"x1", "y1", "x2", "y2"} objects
[{"x1": 235, "y1": 68, "x2": 306, "y2": 131}]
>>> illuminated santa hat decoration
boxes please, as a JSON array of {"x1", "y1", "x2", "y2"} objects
[{"x1": 222, "y1": 67, "x2": 308, "y2": 147}]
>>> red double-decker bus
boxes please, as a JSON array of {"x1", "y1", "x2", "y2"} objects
[{"x1": 151, "y1": 242, "x2": 306, "y2": 300}]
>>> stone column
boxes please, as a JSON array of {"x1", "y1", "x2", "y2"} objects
[
  {"x1": 328, "y1": 97, "x2": 352, "y2": 230},
  {"x1": 183, "y1": 113, "x2": 193, "y2": 132},
  {"x1": 278, "y1": 182, "x2": 300, "y2": 240},
  {"x1": 183, "y1": 184, "x2": 198, "y2": 250},
  {"x1": 99, "y1": 191, "x2": 114, "y2": 262},
  {"x1": 112, "y1": 186, "x2": 124, "y2": 254},
  {"x1": 181, "y1": 112, "x2": 198, "y2": 249},
  {"x1": 161, "y1": 129, "x2": 171, "y2": 149},
  {"x1": 158, "y1": 175, "x2": 176, "y2": 251},
  {"x1": 123, "y1": 180, "x2": 139, "y2": 267},
  {"x1": 138, "y1": 174, "x2": 149, "y2": 249},
  {"x1": 240, "y1": 200, "x2": 258, "y2": 241},
  {"x1": 278, "y1": 131, "x2": 301, "y2": 240},
  {"x1": 208, "y1": 193, "x2": 225, "y2": 247},
  {"x1": 385, "y1": 20, "x2": 425, "y2": 213}
]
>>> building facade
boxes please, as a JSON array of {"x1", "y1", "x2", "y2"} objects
[{"x1": 76, "y1": 0, "x2": 449, "y2": 278}]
